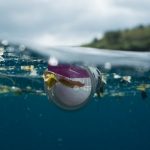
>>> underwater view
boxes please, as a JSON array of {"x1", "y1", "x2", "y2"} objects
[{"x1": 0, "y1": 41, "x2": 150, "y2": 150}]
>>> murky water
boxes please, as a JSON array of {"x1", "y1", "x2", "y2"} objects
[{"x1": 0, "y1": 43, "x2": 150, "y2": 150}]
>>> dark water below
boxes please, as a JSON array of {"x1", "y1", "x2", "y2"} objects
[
  {"x1": 0, "y1": 43, "x2": 150, "y2": 150},
  {"x1": 1, "y1": 94, "x2": 150, "y2": 150}
]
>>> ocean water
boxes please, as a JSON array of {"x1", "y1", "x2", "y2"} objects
[{"x1": 0, "y1": 43, "x2": 150, "y2": 150}]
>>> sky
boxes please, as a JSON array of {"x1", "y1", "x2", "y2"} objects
[{"x1": 0, "y1": 0, "x2": 150, "y2": 47}]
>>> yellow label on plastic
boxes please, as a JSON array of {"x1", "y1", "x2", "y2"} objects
[{"x1": 43, "y1": 73, "x2": 57, "y2": 89}]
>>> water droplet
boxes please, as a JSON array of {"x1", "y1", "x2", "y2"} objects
[
  {"x1": 48, "y1": 57, "x2": 58, "y2": 66},
  {"x1": 1, "y1": 40, "x2": 8, "y2": 46},
  {"x1": 104, "y1": 62, "x2": 111, "y2": 70}
]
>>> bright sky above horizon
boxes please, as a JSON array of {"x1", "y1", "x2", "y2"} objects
[{"x1": 0, "y1": 0, "x2": 150, "y2": 47}]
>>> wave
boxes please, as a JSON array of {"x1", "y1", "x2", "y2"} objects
[{"x1": 32, "y1": 46, "x2": 150, "y2": 70}]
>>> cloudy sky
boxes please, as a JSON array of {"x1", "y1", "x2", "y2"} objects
[{"x1": 0, "y1": 0, "x2": 150, "y2": 47}]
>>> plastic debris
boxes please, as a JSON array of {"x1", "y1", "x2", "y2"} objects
[
  {"x1": 122, "y1": 76, "x2": 131, "y2": 83},
  {"x1": 113, "y1": 73, "x2": 121, "y2": 79},
  {"x1": 21, "y1": 65, "x2": 34, "y2": 72},
  {"x1": 136, "y1": 84, "x2": 150, "y2": 91}
]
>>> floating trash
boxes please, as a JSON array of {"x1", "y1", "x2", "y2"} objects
[
  {"x1": 136, "y1": 84, "x2": 150, "y2": 91},
  {"x1": 21, "y1": 65, "x2": 35, "y2": 72},
  {"x1": 113, "y1": 73, "x2": 121, "y2": 79},
  {"x1": 44, "y1": 64, "x2": 104, "y2": 110},
  {"x1": 122, "y1": 76, "x2": 132, "y2": 83}
]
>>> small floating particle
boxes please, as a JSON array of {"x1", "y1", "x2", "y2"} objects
[
  {"x1": 11, "y1": 86, "x2": 22, "y2": 93},
  {"x1": 57, "y1": 138, "x2": 63, "y2": 142},
  {"x1": 0, "y1": 86, "x2": 10, "y2": 94},
  {"x1": 129, "y1": 109, "x2": 132, "y2": 113},
  {"x1": 93, "y1": 93, "x2": 97, "y2": 97},
  {"x1": 101, "y1": 74, "x2": 107, "y2": 84},
  {"x1": 113, "y1": 73, "x2": 121, "y2": 79},
  {"x1": 0, "y1": 47, "x2": 4, "y2": 55},
  {"x1": 0, "y1": 67, "x2": 15, "y2": 71},
  {"x1": 1, "y1": 40, "x2": 8, "y2": 46},
  {"x1": 26, "y1": 86, "x2": 32, "y2": 90},
  {"x1": 21, "y1": 65, "x2": 34, "y2": 72},
  {"x1": 136, "y1": 84, "x2": 150, "y2": 91},
  {"x1": 111, "y1": 92, "x2": 125, "y2": 97},
  {"x1": 104, "y1": 62, "x2": 112, "y2": 70},
  {"x1": 30, "y1": 69, "x2": 38, "y2": 76},
  {"x1": 0, "y1": 56, "x2": 4, "y2": 62},
  {"x1": 122, "y1": 76, "x2": 131, "y2": 83},
  {"x1": 0, "y1": 67, "x2": 6, "y2": 71},
  {"x1": 39, "y1": 113, "x2": 43, "y2": 117}
]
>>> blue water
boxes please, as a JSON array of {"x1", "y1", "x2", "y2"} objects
[
  {"x1": 1, "y1": 94, "x2": 150, "y2": 150},
  {"x1": 0, "y1": 43, "x2": 150, "y2": 150}
]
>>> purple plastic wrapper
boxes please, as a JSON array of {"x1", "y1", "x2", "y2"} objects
[{"x1": 48, "y1": 64, "x2": 89, "y2": 78}]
